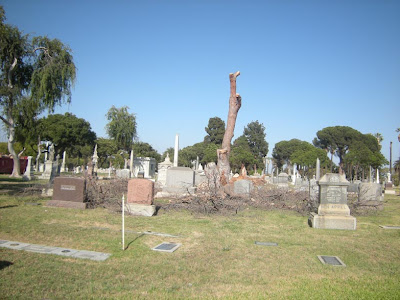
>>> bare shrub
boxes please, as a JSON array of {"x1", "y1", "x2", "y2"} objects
[
  {"x1": 161, "y1": 179, "x2": 316, "y2": 216},
  {"x1": 85, "y1": 177, "x2": 128, "y2": 210}
]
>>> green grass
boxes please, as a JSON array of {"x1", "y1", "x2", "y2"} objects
[{"x1": 1, "y1": 178, "x2": 399, "y2": 299}]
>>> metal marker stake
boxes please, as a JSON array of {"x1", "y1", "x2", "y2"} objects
[{"x1": 122, "y1": 194, "x2": 125, "y2": 250}]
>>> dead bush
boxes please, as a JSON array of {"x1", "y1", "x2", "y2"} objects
[{"x1": 85, "y1": 177, "x2": 128, "y2": 210}]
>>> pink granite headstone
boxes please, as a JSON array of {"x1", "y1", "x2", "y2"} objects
[{"x1": 127, "y1": 179, "x2": 154, "y2": 205}]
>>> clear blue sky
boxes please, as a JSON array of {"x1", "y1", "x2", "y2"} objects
[{"x1": 1, "y1": 0, "x2": 399, "y2": 165}]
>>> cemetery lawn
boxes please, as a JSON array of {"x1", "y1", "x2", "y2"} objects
[{"x1": 1, "y1": 181, "x2": 399, "y2": 299}]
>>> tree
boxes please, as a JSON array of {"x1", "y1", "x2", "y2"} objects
[
  {"x1": 373, "y1": 133, "x2": 383, "y2": 145},
  {"x1": 202, "y1": 143, "x2": 218, "y2": 164},
  {"x1": 314, "y1": 126, "x2": 363, "y2": 172},
  {"x1": 96, "y1": 138, "x2": 118, "y2": 168},
  {"x1": 131, "y1": 142, "x2": 161, "y2": 162},
  {"x1": 0, "y1": 7, "x2": 76, "y2": 176},
  {"x1": 290, "y1": 146, "x2": 330, "y2": 177},
  {"x1": 204, "y1": 116, "x2": 225, "y2": 145},
  {"x1": 39, "y1": 113, "x2": 96, "y2": 157},
  {"x1": 161, "y1": 147, "x2": 174, "y2": 163},
  {"x1": 230, "y1": 135, "x2": 256, "y2": 173},
  {"x1": 179, "y1": 142, "x2": 205, "y2": 167},
  {"x1": 243, "y1": 120, "x2": 268, "y2": 169},
  {"x1": 217, "y1": 71, "x2": 241, "y2": 183},
  {"x1": 105, "y1": 106, "x2": 137, "y2": 151},
  {"x1": 272, "y1": 139, "x2": 313, "y2": 170}
]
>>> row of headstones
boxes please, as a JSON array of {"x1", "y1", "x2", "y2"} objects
[
  {"x1": 47, "y1": 177, "x2": 157, "y2": 216},
  {"x1": 47, "y1": 173, "x2": 359, "y2": 230}
]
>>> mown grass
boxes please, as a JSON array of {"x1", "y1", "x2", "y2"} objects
[{"x1": 0, "y1": 178, "x2": 399, "y2": 299}]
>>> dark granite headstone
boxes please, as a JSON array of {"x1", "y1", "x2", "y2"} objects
[{"x1": 47, "y1": 177, "x2": 86, "y2": 209}]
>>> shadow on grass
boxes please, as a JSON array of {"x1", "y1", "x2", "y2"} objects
[
  {"x1": 0, "y1": 261, "x2": 13, "y2": 270},
  {"x1": 124, "y1": 233, "x2": 145, "y2": 251},
  {"x1": 0, "y1": 205, "x2": 18, "y2": 209}
]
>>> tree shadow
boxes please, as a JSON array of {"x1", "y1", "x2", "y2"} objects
[
  {"x1": 0, "y1": 261, "x2": 13, "y2": 270},
  {"x1": 0, "y1": 205, "x2": 18, "y2": 209}
]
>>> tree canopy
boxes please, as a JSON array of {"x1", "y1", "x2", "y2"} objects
[
  {"x1": 230, "y1": 135, "x2": 256, "y2": 173},
  {"x1": 272, "y1": 139, "x2": 313, "y2": 169},
  {"x1": 131, "y1": 142, "x2": 161, "y2": 163},
  {"x1": 105, "y1": 106, "x2": 137, "y2": 152},
  {"x1": 39, "y1": 113, "x2": 96, "y2": 157},
  {"x1": 0, "y1": 6, "x2": 76, "y2": 176},
  {"x1": 204, "y1": 116, "x2": 225, "y2": 145}
]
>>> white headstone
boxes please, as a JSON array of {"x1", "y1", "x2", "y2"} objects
[{"x1": 316, "y1": 158, "x2": 320, "y2": 181}]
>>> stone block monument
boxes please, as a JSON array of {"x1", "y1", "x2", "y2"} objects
[
  {"x1": 47, "y1": 177, "x2": 86, "y2": 209},
  {"x1": 125, "y1": 179, "x2": 156, "y2": 216},
  {"x1": 309, "y1": 173, "x2": 356, "y2": 230}
]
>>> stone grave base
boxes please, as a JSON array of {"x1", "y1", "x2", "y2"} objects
[
  {"x1": 385, "y1": 190, "x2": 396, "y2": 195},
  {"x1": 309, "y1": 213, "x2": 356, "y2": 230},
  {"x1": 125, "y1": 203, "x2": 156, "y2": 216},
  {"x1": 47, "y1": 200, "x2": 87, "y2": 209}
]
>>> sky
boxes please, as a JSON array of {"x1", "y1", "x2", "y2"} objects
[{"x1": 1, "y1": 0, "x2": 399, "y2": 165}]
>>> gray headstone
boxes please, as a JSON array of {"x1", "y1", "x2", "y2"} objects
[{"x1": 233, "y1": 179, "x2": 253, "y2": 196}]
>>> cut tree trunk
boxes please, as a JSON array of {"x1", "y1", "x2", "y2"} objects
[{"x1": 217, "y1": 71, "x2": 241, "y2": 184}]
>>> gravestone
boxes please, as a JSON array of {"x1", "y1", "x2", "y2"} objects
[
  {"x1": 277, "y1": 172, "x2": 289, "y2": 187},
  {"x1": 233, "y1": 179, "x2": 253, "y2": 197},
  {"x1": 359, "y1": 182, "x2": 383, "y2": 203},
  {"x1": 157, "y1": 153, "x2": 173, "y2": 186},
  {"x1": 116, "y1": 169, "x2": 131, "y2": 179},
  {"x1": 309, "y1": 173, "x2": 356, "y2": 230},
  {"x1": 47, "y1": 177, "x2": 86, "y2": 209},
  {"x1": 163, "y1": 167, "x2": 195, "y2": 194},
  {"x1": 22, "y1": 156, "x2": 34, "y2": 181},
  {"x1": 125, "y1": 179, "x2": 155, "y2": 216}
]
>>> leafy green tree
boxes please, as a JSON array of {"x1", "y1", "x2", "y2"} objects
[
  {"x1": 105, "y1": 106, "x2": 137, "y2": 151},
  {"x1": 132, "y1": 142, "x2": 161, "y2": 162},
  {"x1": 202, "y1": 143, "x2": 218, "y2": 164},
  {"x1": 96, "y1": 138, "x2": 118, "y2": 168},
  {"x1": 204, "y1": 116, "x2": 225, "y2": 145},
  {"x1": 313, "y1": 126, "x2": 363, "y2": 171},
  {"x1": 290, "y1": 146, "x2": 330, "y2": 177},
  {"x1": 230, "y1": 135, "x2": 256, "y2": 173},
  {"x1": 177, "y1": 142, "x2": 206, "y2": 167},
  {"x1": 242, "y1": 120, "x2": 268, "y2": 169},
  {"x1": 39, "y1": 113, "x2": 96, "y2": 158},
  {"x1": 0, "y1": 7, "x2": 76, "y2": 176},
  {"x1": 161, "y1": 147, "x2": 174, "y2": 163},
  {"x1": 272, "y1": 139, "x2": 313, "y2": 170}
]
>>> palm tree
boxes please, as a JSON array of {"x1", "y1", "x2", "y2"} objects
[
  {"x1": 373, "y1": 133, "x2": 384, "y2": 145},
  {"x1": 396, "y1": 128, "x2": 400, "y2": 142}
]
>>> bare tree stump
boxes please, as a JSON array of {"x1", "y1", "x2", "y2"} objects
[{"x1": 217, "y1": 71, "x2": 241, "y2": 185}]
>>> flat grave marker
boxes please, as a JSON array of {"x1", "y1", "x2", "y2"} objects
[
  {"x1": 152, "y1": 242, "x2": 181, "y2": 253},
  {"x1": 317, "y1": 255, "x2": 346, "y2": 267}
]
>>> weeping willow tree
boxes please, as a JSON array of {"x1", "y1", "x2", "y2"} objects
[{"x1": 0, "y1": 6, "x2": 76, "y2": 176}]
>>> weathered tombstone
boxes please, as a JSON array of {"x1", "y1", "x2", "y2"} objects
[
  {"x1": 309, "y1": 173, "x2": 356, "y2": 230},
  {"x1": 125, "y1": 179, "x2": 156, "y2": 216},
  {"x1": 22, "y1": 156, "x2": 34, "y2": 181},
  {"x1": 348, "y1": 180, "x2": 361, "y2": 193},
  {"x1": 116, "y1": 169, "x2": 131, "y2": 179},
  {"x1": 359, "y1": 182, "x2": 383, "y2": 203},
  {"x1": 277, "y1": 172, "x2": 289, "y2": 187},
  {"x1": 233, "y1": 179, "x2": 253, "y2": 197},
  {"x1": 157, "y1": 153, "x2": 173, "y2": 186},
  {"x1": 47, "y1": 177, "x2": 86, "y2": 209},
  {"x1": 163, "y1": 167, "x2": 195, "y2": 194}
]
